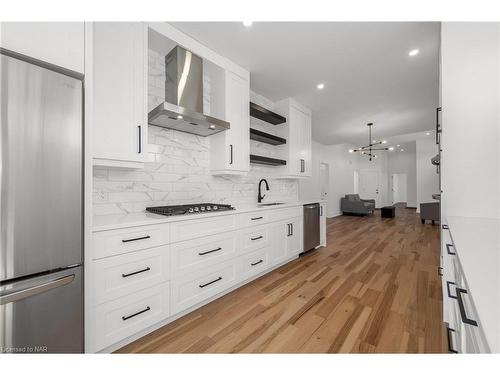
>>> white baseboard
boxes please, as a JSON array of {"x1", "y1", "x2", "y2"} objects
[{"x1": 327, "y1": 211, "x2": 342, "y2": 218}]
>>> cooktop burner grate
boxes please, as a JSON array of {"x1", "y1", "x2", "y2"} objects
[{"x1": 146, "y1": 203, "x2": 235, "y2": 216}]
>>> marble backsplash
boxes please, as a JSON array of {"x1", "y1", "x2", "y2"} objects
[{"x1": 92, "y1": 50, "x2": 298, "y2": 216}]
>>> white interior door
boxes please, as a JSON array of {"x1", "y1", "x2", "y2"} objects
[
  {"x1": 319, "y1": 163, "x2": 329, "y2": 200},
  {"x1": 391, "y1": 173, "x2": 407, "y2": 204},
  {"x1": 359, "y1": 170, "x2": 381, "y2": 207}
]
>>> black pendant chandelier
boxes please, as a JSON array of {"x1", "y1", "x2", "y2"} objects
[{"x1": 349, "y1": 122, "x2": 393, "y2": 161}]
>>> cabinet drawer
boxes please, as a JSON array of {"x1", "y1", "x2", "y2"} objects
[
  {"x1": 171, "y1": 260, "x2": 238, "y2": 315},
  {"x1": 238, "y1": 211, "x2": 271, "y2": 227},
  {"x1": 238, "y1": 247, "x2": 270, "y2": 281},
  {"x1": 171, "y1": 232, "x2": 237, "y2": 277},
  {"x1": 240, "y1": 225, "x2": 270, "y2": 253},
  {"x1": 93, "y1": 246, "x2": 170, "y2": 305},
  {"x1": 170, "y1": 214, "x2": 237, "y2": 243},
  {"x1": 269, "y1": 206, "x2": 302, "y2": 222},
  {"x1": 93, "y1": 224, "x2": 169, "y2": 259},
  {"x1": 94, "y1": 282, "x2": 170, "y2": 351}
]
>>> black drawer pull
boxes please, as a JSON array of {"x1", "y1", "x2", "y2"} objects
[
  {"x1": 446, "y1": 281, "x2": 457, "y2": 299},
  {"x1": 251, "y1": 236, "x2": 263, "y2": 241},
  {"x1": 251, "y1": 259, "x2": 263, "y2": 266},
  {"x1": 122, "y1": 235, "x2": 151, "y2": 243},
  {"x1": 287, "y1": 223, "x2": 291, "y2": 237},
  {"x1": 251, "y1": 216, "x2": 263, "y2": 221},
  {"x1": 438, "y1": 267, "x2": 443, "y2": 277},
  {"x1": 456, "y1": 288, "x2": 478, "y2": 326},
  {"x1": 198, "y1": 247, "x2": 222, "y2": 256},
  {"x1": 442, "y1": 224, "x2": 449, "y2": 230},
  {"x1": 122, "y1": 267, "x2": 151, "y2": 278},
  {"x1": 446, "y1": 326, "x2": 458, "y2": 353},
  {"x1": 446, "y1": 243, "x2": 456, "y2": 255},
  {"x1": 122, "y1": 306, "x2": 150, "y2": 321},
  {"x1": 199, "y1": 276, "x2": 222, "y2": 288}
]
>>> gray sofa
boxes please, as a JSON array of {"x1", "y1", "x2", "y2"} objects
[{"x1": 341, "y1": 194, "x2": 376, "y2": 215}]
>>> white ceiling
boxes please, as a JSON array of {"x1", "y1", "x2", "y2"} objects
[{"x1": 170, "y1": 22, "x2": 440, "y2": 145}]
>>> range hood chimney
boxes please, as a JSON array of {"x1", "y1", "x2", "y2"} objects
[{"x1": 148, "y1": 46, "x2": 230, "y2": 136}]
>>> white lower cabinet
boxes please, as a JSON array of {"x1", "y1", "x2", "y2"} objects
[
  {"x1": 238, "y1": 247, "x2": 271, "y2": 281},
  {"x1": 240, "y1": 224, "x2": 270, "y2": 254},
  {"x1": 441, "y1": 221, "x2": 490, "y2": 353},
  {"x1": 320, "y1": 202, "x2": 327, "y2": 247},
  {"x1": 170, "y1": 232, "x2": 238, "y2": 277},
  {"x1": 91, "y1": 205, "x2": 307, "y2": 352},
  {"x1": 93, "y1": 246, "x2": 170, "y2": 305},
  {"x1": 94, "y1": 282, "x2": 170, "y2": 351},
  {"x1": 170, "y1": 259, "x2": 238, "y2": 315}
]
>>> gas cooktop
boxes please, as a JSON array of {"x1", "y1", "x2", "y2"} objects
[{"x1": 146, "y1": 203, "x2": 235, "y2": 216}]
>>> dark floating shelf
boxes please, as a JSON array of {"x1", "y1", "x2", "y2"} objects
[
  {"x1": 250, "y1": 128, "x2": 286, "y2": 146},
  {"x1": 250, "y1": 154, "x2": 287, "y2": 166},
  {"x1": 250, "y1": 102, "x2": 286, "y2": 125}
]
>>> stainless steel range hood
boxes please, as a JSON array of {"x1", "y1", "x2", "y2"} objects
[{"x1": 148, "y1": 46, "x2": 230, "y2": 136}]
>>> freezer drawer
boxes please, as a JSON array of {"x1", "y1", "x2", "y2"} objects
[{"x1": 0, "y1": 266, "x2": 83, "y2": 353}]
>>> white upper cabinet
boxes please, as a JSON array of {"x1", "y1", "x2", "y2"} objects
[
  {"x1": 275, "y1": 99, "x2": 312, "y2": 178},
  {"x1": 91, "y1": 22, "x2": 148, "y2": 168},
  {"x1": 210, "y1": 70, "x2": 250, "y2": 174},
  {"x1": 0, "y1": 22, "x2": 84, "y2": 73}
]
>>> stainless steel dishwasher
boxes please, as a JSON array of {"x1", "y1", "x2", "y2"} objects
[{"x1": 303, "y1": 203, "x2": 320, "y2": 253}]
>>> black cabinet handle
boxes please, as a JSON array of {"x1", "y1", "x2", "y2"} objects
[
  {"x1": 122, "y1": 235, "x2": 151, "y2": 243},
  {"x1": 446, "y1": 243, "x2": 456, "y2": 255},
  {"x1": 251, "y1": 259, "x2": 263, "y2": 266},
  {"x1": 436, "y1": 107, "x2": 442, "y2": 145},
  {"x1": 199, "y1": 276, "x2": 222, "y2": 288},
  {"x1": 442, "y1": 224, "x2": 449, "y2": 230},
  {"x1": 456, "y1": 288, "x2": 478, "y2": 326},
  {"x1": 251, "y1": 236, "x2": 263, "y2": 241},
  {"x1": 122, "y1": 267, "x2": 151, "y2": 278},
  {"x1": 122, "y1": 306, "x2": 150, "y2": 321},
  {"x1": 446, "y1": 327, "x2": 458, "y2": 353},
  {"x1": 198, "y1": 247, "x2": 222, "y2": 256},
  {"x1": 251, "y1": 216, "x2": 263, "y2": 221},
  {"x1": 229, "y1": 144, "x2": 233, "y2": 165},
  {"x1": 290, "y1": 223, "x2": 293, "y2": 236},
  {"x1": 446, "y1": 281, "x2": 457, "y2": 299},
  {"x1": 438, "y1": 267, "x2": 443, "y2": 277},
  {"x1": 138, "y1": 125, "x2": 142, "y2": 153},
  {"x1": 287, "y1": 223, "x2": 291, "y2": 236},
  {"x1": 320, "y1": 205, "x2": 323, "y2": 216}
]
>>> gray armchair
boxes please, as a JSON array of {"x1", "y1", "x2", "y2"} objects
[
  {"x1": 341, "y1": 194, "x2": 375, "y2": 215},
  {"x1": 420, "y1": 202, "x2": 440, "y2": 225}
]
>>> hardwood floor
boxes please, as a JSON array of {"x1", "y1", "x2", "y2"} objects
[{"x1": 117, "y1": 206, "x2": 447, "y2": 353}]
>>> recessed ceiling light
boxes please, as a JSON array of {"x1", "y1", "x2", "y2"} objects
[
  {"x1": 425, "y1": 132, "x2": 431, "y2": 136},
  {"x1": 382, "y1": 140, "x2": 387, "y2": 144},
  {"x1": 317, "y1": 83, "x2": 325, "y2": 90},
  {"x1": 408, "y1": 49, "x2": 419, "y2": 57},
  {"x1": 208, "y1": 125, "x2": 216, "y2": 130},
  {"x1": 400, "y1": 149, "x2": 405, "y2": 152},
  {"x1": 177, "y1": 115, "x2": 183, "y2": 119},
  {"x1": 349, "y1": 149, "x2": 354, "y2": 153},
  {"x1": 242, "y1": 21, "x2": 253, "y2": 27},
  {"x1": 389, "y1": 147, "x2": 394, "y2": 151},
  {"x1": 397, "y1": 144, "x2": 400, "y2": 147}
]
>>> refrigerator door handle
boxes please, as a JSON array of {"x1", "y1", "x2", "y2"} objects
[{"x1": 0, "y1": 274, "x2": 75, "y2": 305}]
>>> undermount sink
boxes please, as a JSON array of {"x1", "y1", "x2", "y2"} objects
[{"x1": 258, "y1": 202, "x2": 286, "y2": 207}]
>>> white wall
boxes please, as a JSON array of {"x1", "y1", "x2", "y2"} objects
[
  {"x1": 441, "y1": 23, "x2": 500, "y2": 219},
  {"x1": 416, "y1": 137, "x2": 440, "y2": 212},
  {"x1": 387, "y1": 143, "x2": 417, "y2": 208}
]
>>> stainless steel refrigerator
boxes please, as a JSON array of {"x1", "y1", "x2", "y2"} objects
[{"x1": 0, "y1": 49, "x2": 83, "y2": 353}]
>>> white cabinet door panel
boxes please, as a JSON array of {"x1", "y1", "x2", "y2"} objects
[{"x1": 92, "y1": 22, "x2": 147, "y2": 165}]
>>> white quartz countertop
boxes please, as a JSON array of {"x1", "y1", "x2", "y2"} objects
[
  {"x1": 446, "y1": 216, "x2": 500, "y2": 352},
  {"x1": 93, "y1": 200, "x2": 326, "y2": 232}
]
